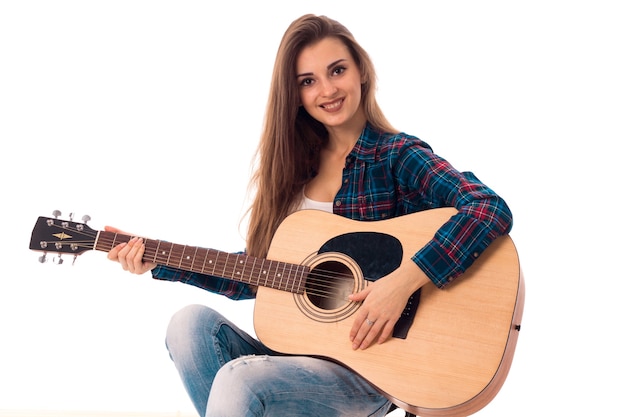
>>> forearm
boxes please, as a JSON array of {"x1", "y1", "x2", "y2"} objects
[
  {"x1": 413, "y1": 193, "x2": 513, "y2": 288},
  {"x1": 152, "y1": 265, "x2": 258, "y2": 300}
]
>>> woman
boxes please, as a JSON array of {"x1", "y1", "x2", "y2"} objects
[{"x1": 108, "y1": 14, "x2": 513, "y2": 417}]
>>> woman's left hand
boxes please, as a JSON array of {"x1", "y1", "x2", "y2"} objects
[{"x1": 348, "y1": 261, "x2": 430, "y2": 350}]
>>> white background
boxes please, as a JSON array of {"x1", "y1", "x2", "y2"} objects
[{"x1": 1, "y1": 1, "x2": 624, "y2": 415}]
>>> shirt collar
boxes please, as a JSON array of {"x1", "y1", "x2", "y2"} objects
[{"x1": 350, "y1": 122, "x2": 385, "y2": 162}]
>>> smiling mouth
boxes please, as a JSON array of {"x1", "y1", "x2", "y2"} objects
[{"x1": 321, "y1": 98, "x2": 344, "y2": 111}]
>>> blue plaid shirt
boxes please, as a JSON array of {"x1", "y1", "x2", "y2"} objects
[{"x1": 152, "y1": 123, "x2": 512, "y2": 297}]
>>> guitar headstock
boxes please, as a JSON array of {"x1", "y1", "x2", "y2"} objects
[{"x1": 30, "y1": 211, "x2": 98, "y2": 264}]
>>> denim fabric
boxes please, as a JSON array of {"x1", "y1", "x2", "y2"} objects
[{"x1": 166, "y1": 304, "x2": 392, "y2": 417}]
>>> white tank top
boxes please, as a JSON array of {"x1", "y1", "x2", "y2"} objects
[{"x1": 300, "y1": 194, "x2": 333, "y2": 213}]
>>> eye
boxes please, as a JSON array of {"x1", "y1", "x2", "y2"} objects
[
  {"x1": 299, "y1": 78, "x2": 314, "y2": 87},
  {"x1": 331, "y1": 65, "x2": 346, "y2": 76}
]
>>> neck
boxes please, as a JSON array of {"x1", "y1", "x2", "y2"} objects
[{"x1": 326, "y1": 117, "x2": 366, "y2": 157}]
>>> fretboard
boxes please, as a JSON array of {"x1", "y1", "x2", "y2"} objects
[{"x1": 95, "y1": 231, "x2": 308, "y2": 294}]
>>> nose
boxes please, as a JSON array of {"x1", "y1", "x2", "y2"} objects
[{"x1": 319, "y1": 76, "x2": 337, "y2": 97}]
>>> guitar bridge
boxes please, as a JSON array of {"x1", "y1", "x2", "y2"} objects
[{"x1": 393, "y1": 289, "x2": 421, "y2": 339}]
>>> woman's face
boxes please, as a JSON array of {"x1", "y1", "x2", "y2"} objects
[{"x1": 296, "y1": 37, "x2": 365, "y2": 133}]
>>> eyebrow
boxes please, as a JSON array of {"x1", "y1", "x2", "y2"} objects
[{"x1": 296, "y1": 58, "x2": 348, "y2": 78}]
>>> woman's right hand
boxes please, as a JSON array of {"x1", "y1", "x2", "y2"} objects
[{"x1": 105, "y1": 226, "x2": 157, "y2": 275}]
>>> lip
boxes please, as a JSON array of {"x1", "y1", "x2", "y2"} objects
[{"x1": 320, "y1": 98, "x2": 344, "y2": 112}]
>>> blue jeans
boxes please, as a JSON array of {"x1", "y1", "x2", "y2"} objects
[{"x1": 165, "y1": 304, "x2": 393, "y2": 417}]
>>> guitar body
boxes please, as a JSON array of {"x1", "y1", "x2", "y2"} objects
[{"x1": 254, "y1": 208, "x2": 524, "y2": 416}]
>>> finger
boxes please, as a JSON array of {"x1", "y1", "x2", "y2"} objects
[
  {"x1": 124, "y1": 237, "x2": 144, "y2": 274},
  {"x1": 107, "y1": 241, "x2": 126, "y2": 261},
  {"x1": 351, "y1": 319, "x2": 382, "y2": 350},
  {"x1": 349, "y1": 309, "x2": 370, "y2": 341},
  {"x1": 348, "y1": 287, "x2": 370, "y2": 302},
  {"x1": 130, "y1": 239, "x2": 147, "y2": 274},
  {"x1": 119, "y1": 237, "x2": 141, "y2": 270},
  {"x1": 377, "y1": 322, "x2": 396, "y2": 345},
  {"x1": 116, "y1": 239, "x2": 134, "y2": 270}
]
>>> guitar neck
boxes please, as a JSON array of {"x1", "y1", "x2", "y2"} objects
[{"x1": 95, "y1": 231, "x2": 308, "y2": 294}]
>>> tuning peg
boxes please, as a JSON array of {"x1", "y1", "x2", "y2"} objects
[
  {"x1": 53, "y1": 255, "x2": 64, "y2": 265},
  {"x1": 38, "y1": 253, "x2": 48, "y2": 263},
  {"x1": 69, "y1": 213, "x2": 74, "y2": 221},
  {"x1": 82, "y1": 215, "x2": 91, "y2": 224},
  {"x1": 52, "y1": 210, "x2": 62, "y2": 219}
]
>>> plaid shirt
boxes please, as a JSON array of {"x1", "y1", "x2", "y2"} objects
[{"x1": 152, "y1": 123, "x2": 512, "y2": 297}]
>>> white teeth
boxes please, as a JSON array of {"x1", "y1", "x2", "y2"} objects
[{"x1": 323, "y1": 99, "x2": 342, "y2": 110}]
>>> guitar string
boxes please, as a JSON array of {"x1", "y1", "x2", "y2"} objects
[
  {"x1": 93, "y1": 234, "x2": 360, "y2": 287},
  {"x1": 110, "y1": 239, "x2": 356, "y2": 300},
  {"x1": 56, "y1": 236, "x2": 355, "y2": 300},
  {"x1": 41, "y1": 225, "x2": 367, "y2": 300},
  {"x1": 38, "y1": 223, "x2": 358, "y2": 294},
  {"x1": 136, "y1": 245, "x2": 357, "y2": 300},
  {"x1": 45, "y1": 235, "x2": 362, "y2": 301}
]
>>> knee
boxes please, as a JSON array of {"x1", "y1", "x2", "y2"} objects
[
  {"x1": 214, "y1": 355, "x2": 270, "y2": 385},
  {"x1": 208, "y1": 355, "x2": 270, "y2": 414},
  {"x1": 165, "y1": 304, "x2": 220, "y2": 356}
]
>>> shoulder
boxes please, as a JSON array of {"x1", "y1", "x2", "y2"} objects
[{"x1": 358, "y1": 124, "x2": 434, "y2": 160}]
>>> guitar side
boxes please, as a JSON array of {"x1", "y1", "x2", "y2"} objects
[{"x1": 254, "y1": 208, "x2": 524, "y2": 416}]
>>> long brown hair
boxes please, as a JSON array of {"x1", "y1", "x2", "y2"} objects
[{"x1": 246, "y1": 14, "x2": 397, "y2": 257}]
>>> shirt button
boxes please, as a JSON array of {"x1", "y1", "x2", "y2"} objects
[
  {"x1": 335, "y1": 200, "x2": 342, "y2": 207},
  {"x1": 473, "y1": 252, "x2": 480, "y2": 258},
  {"x1": 344, "y1": 178, "x2": 348, "y2": 184}
]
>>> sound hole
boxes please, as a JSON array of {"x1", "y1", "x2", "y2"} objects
[{"x1": 306, "y1": 260, "x2": 354, "y2": 310}]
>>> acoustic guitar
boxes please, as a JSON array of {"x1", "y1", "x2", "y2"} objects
[{"x1": 29, "y1": 207, "x2": 524, "y2": 416}]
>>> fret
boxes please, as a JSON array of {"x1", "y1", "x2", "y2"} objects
[
  {"x1": 168, "y1": 243, "x2": 180, "y2": 267},
  {"x1": 276, "y1": 262, "x2": 285, "y2": 291},
  {"x1": 278, "y1": 261, "x2": 286, "y2": 289},
  {"x1": 95, "y1": 231, "x2": 112, "y2": 252},
  {"x1": 112, "y1": 233, "x2": 121, "y2": 248},
  {"x1": 293, "y1": 264, "x2": 301, "y2": 292},
  {"x1": 156, "y1": 241, "x2": 173, "y2": 265},
  {"x1": 278, "y1": 261, "x2": 286, "y2": 290},
  {"x1": 233, "y1": 254, "x2": 245, "y2": 283},
  {"x1": 233, "y1": 255, "x2": 242, "y2": 281},
  {"x1": 200, "y1": 247, "x2": 210, "y2": 274},
  {"x1": 249, "y1": 257, "x2": 258, "y2": 285},
  {"x1": 266, "y1": 260, "x2": 273, "y2": 288},
  {"x1": 165, "y1": 242, "x2": 173, "y2": 265},
  {"x1": 281, "y1": 263, "x2": 288, "y2": 290},
  {"x1": 177, "y1": 245, "x2": 186, "y2": 269},
  {"x1": 222, "y1": 252, "x2": 230, "y2": 279},
  {"x1": 266, "y1": 259, "x2": 279, "y2": 290},
  {"x1": 190, "y1": 246, "x2": 199, "y2": 272},
  {"x1": 179, "y1": 245, "x2": 195, "y2": 271},
  {"x1": 292, "y1": 264, "x2": 301, "y2": 292},
  {"x1": 157, "y1": 241, "x2": 171, "y2": 263},
  {"x1": 297, "y1": 265, "x2": 307, "y2": 294},
  {"x1": 240, "y1": 255, "x2": 247, "y2": 282},
  {"x1": 285, "y1": 263, "x2": 295, "y2": 291},
  {"x1": 210, "y1": 249, "x2": 218, "y2": 276},
  {"x1": 152, "y1": 240, "x2": 161, "y2": 264},
  {"x1": 193, "y1": 247, "x2": 207, "y2": 274}
]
